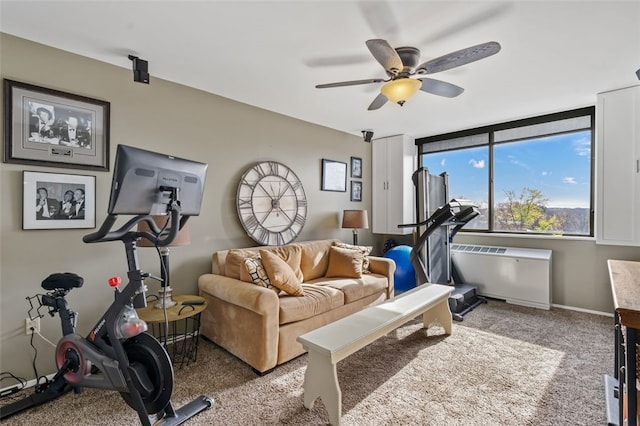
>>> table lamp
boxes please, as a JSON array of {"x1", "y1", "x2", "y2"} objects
[
  {"x1": 342, "y1": 210, "x2": 369, "y2": 246},
  {"x1": 137, "y1": 216, "x2": 190, "y2": 309}
]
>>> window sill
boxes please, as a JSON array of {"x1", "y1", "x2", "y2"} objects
[{"x1": 459, "y1": 231, "x2": 595, "y2": 242}]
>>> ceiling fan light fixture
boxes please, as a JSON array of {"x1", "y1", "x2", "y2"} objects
[{"x1": 380, "y1": 78, "x2": 422, "y2": 106}]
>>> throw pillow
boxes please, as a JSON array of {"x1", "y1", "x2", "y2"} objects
[
  {"x1": 242, "y1": 257, "x2": 279, "y2": 293},
  {"x1": 239, "y1": 260, "x2": 253, "y2": 283},
  {"x1": 325, "y1": 245, "x2": 364, "y2": 279},
  {"x1": 333, "y1": 241, "x2": 372, "y2": 273},
  {"x1": 259, "y1": 249, "x2": 304, "y2": 296},
  {"x1": 266, "y1": 244, "x2": 304, "y2": 282}
]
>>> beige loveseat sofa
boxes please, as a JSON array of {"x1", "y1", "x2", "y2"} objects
[{"x1": 198, "y1": 239, "x2": 395, "y2": 374}]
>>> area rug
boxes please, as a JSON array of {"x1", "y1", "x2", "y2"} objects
[{"x1": 2, "y1": 300, "x2": 612, "y2": 425}]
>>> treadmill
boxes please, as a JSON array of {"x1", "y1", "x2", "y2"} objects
[{"x1": 398, "y1": 168, "x2": 486, "y2": 321}]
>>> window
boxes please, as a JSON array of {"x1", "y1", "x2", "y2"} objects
[{"x1": 418, "y1": 107, "x2": 594, "y2": 236}]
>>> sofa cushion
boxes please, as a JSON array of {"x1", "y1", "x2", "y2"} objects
[
  {"x1": 260, "y1": 249, "x2": 304, "y2": 296},
  {"x1": 298, "y1": 239, "x2": 335, "y2": 281},
  {"x1": 333, "y1": 241, "x2": 372, "y2": 273},
  {"x1": 278, "y1": 284, "x2": 344, "y2": 324},
  {"x1": 325, "y1": 246, "x2": 364, "y2": 278},
  {"x1": 241, "y1": 257, "x2": 280, "y2": 293},
  {"x1": 224, "y1": 249, "x2": 260, "y2": 279},
  {"x1": 308, "y1": 273, "x2": 389, "y2": 304}
]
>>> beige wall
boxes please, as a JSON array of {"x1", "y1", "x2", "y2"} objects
[
  {"x1": 2, "y1": 34, "x2": 639, "y2": 383},
  {"x1": 0, "y1": 34, "x2": 373, "y2": 379}
]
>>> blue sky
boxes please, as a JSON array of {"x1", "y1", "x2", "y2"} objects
[{"x1": 421, "y1": 130, "x2": 592, "y2": 209}]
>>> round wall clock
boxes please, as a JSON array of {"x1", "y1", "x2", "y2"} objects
[{"x1": 236, "y1": 161, "x2": 307, "y2": 246}]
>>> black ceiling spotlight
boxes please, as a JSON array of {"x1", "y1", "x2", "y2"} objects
[
  {"x1": 636, "y1": 67, "x2": 640, "y2": 80},
  {"x1": 361, "y1": 130, "x2": 374, "y2": 143},
  {"x1": 128, "y1": 55, "x2": 149, "y2": 84}
]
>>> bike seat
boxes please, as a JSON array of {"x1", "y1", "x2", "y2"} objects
[{"x1": 42, "y1": 273, "x2": 84, "y2": 291}]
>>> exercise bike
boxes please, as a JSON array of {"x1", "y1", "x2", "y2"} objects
[{"x1": 0, "y1": 205, "x2": 213, "y2": 424}]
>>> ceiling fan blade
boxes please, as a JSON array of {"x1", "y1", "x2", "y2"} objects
[
  {"x1": 420, "y1": 4, "x2": 511, "y2": 45},
  {"x1": 365, "y1": 39, "x2": 403, "y2": 76},
  {"x1": 368, "y1": 93, "x2": 388, "y2": 110},
  {"x1": 316, "y1": 78, "x2": 385, "y2": 89},
  {"x1": 358, "y1": 1, "x2": 400, "y2": 40},
  {"x1": 305, "y1": 54, "x2": 372, "y2": 68},
  {"x1": 418, "y1": 78, "x2": 464, "y2": 98},
  {"x1": 416, "y1": 41, "x2": 501, "y2": 74}
]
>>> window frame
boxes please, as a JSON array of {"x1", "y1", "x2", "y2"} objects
[{"x1": 417, "y1": 106, "x2": 595, "y2": 237}]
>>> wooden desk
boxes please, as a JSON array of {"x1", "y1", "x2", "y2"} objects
[
  {"x1": 607, "y1": 260, "x2": 640, "y2": 426},
  {"x1": 137, "y1": 294, "x2": 207, "y2": 368}
]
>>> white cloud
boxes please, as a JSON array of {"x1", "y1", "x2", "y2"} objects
[
  {"x1": 440, "y1": 158, "x2": 446, "y2": 167},
  {"x1": 508, "y1": 155, "x2": 531, "y2": 170},
  {"x1": 469, "y1": 159, "x2": 485, "y2": 169},
  {"x1": 563, "y1": 177, "x2": 577, "y2": 184},
  {"x1": 541, "y1": 171, "x2": 551, "y2": 176},
  {"x1": 573, "y1": 137, "x2": 591, "y2": 157}
]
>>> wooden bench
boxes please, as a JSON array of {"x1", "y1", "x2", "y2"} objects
[{"x1": 296, "y1": 283, "x2": 453, "y2": 425}]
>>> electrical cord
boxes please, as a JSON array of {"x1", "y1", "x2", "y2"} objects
[
  {"x1": 159, "y1": 250, "x2": 170, "y2": 346},
  {"x1": 28, "y1": 330, "x2": 45, "y2": 392},
  {"x1": 26, "y1": 327, "x2": 55, "y2": 393},
  {"x1": 29, "y1": 330, "x2": 38, "y2": 380},
  {"x1": 35, "y1": 330, "x2": 57, "y2": 348},
  {"x1": 156, "y1": 217, "x2": 171, "y2": 344},
  {"x1": 0, "y1": 372, "x2": 26, "y2": 389},
  {"x1": 2, "y1": 301, "x2": 54, "y2": 400},
  {"x1": 0, "y1": 372, "x2": 27, "y2": 399}
]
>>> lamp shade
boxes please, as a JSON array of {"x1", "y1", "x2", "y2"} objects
[
  {"x1": 137, "y1": 215, "x2": 190, "y2": 247},
  {"x1": 342, "y1": 210, "x2": 369, "y2": 230},
  {"x1": 380, "y1": 78, "x2": 422, "y2": 105}
]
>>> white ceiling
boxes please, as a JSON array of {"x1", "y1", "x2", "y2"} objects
[{"x1": 2, "y1": 1, "x2": 639, "y2": 140}]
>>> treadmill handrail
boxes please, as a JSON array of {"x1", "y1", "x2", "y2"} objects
[{"x1": 398, "y1": 204, "x2": 456, "y2": 229}]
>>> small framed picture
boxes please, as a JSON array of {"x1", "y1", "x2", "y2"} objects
[
  {"x1": 4, "y1": 79, "x2": 110, "y2": 171},
  {"x1": 23, "y1": 170, "x2": 96, "y2": 230},
  {"x1": 321, "y1": 159, "x2": 347, "y2": 192},
  {"x1": 351, "y1": 156, "x2": 362, "y2": 178},
  {"x1": 351, "y1": 180, "x2": 363, "y2": 202}
]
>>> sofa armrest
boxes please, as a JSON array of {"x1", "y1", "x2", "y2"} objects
[
  {"x1": 368, "y1": 256, "x2": 396, "y2": 298},
  {"x1": 198, "y1": 273, "x2": 280, "y2": 372},
  {"x1": 198, "y1": 273, "x2": 279, "y2": 315}
]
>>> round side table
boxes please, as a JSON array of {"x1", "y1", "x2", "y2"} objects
[{"x1": 136, "y1": 294, "x2": 207, "y2": 368}]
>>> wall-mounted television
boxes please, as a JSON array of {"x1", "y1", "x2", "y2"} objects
[{"x1": 107, "y1": 144, "x2": 208, "y2": 216}]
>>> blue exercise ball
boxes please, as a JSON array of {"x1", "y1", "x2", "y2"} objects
[{"x1": 383, "y1": 245, "x2": 416, "y2": 292}]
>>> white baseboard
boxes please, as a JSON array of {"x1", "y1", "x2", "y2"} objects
[{"x1": 552, "y1": 303, "x2": 612, "y2": 317}]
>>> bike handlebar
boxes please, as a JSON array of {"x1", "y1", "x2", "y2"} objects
[{"x1": 83, "y1": 203, "x2": 189, "y2": 247}]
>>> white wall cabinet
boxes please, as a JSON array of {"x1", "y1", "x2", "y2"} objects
[
  {"x1": 372, "y1": 134, "x2": 416, "y2": 234},
  {"x1": 596, "y1": 85, "x2": 640, "y2": 246}
]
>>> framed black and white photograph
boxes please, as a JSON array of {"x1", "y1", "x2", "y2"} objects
[
  {"x1": 350, "y1": 180, "x2": 362, "y2": 202},
  {"x1": 321, "y1": 159, "x2": 347, "y2": 192},
  {"x1": 23, "y1": 171, "x2": 96, "y2": 230},
  {"x1": 350, "y1": 156, "x2": 362, "y2": 178},
  {"x1": 4, "y1": 79, "x2": 110, "y2": 171}
]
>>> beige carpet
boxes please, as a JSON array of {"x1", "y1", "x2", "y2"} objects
[{"x1": 1, "y1": 300, "x2": 612, "y2": 425}]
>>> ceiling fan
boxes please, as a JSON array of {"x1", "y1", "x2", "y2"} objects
[{"x1": 315, "y1": 39, "x2": 501, "y2": 110}]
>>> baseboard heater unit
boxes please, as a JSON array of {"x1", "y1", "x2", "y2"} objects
[{"x1": 451, "y1": 244, "x2": 552, "y2": 310}]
